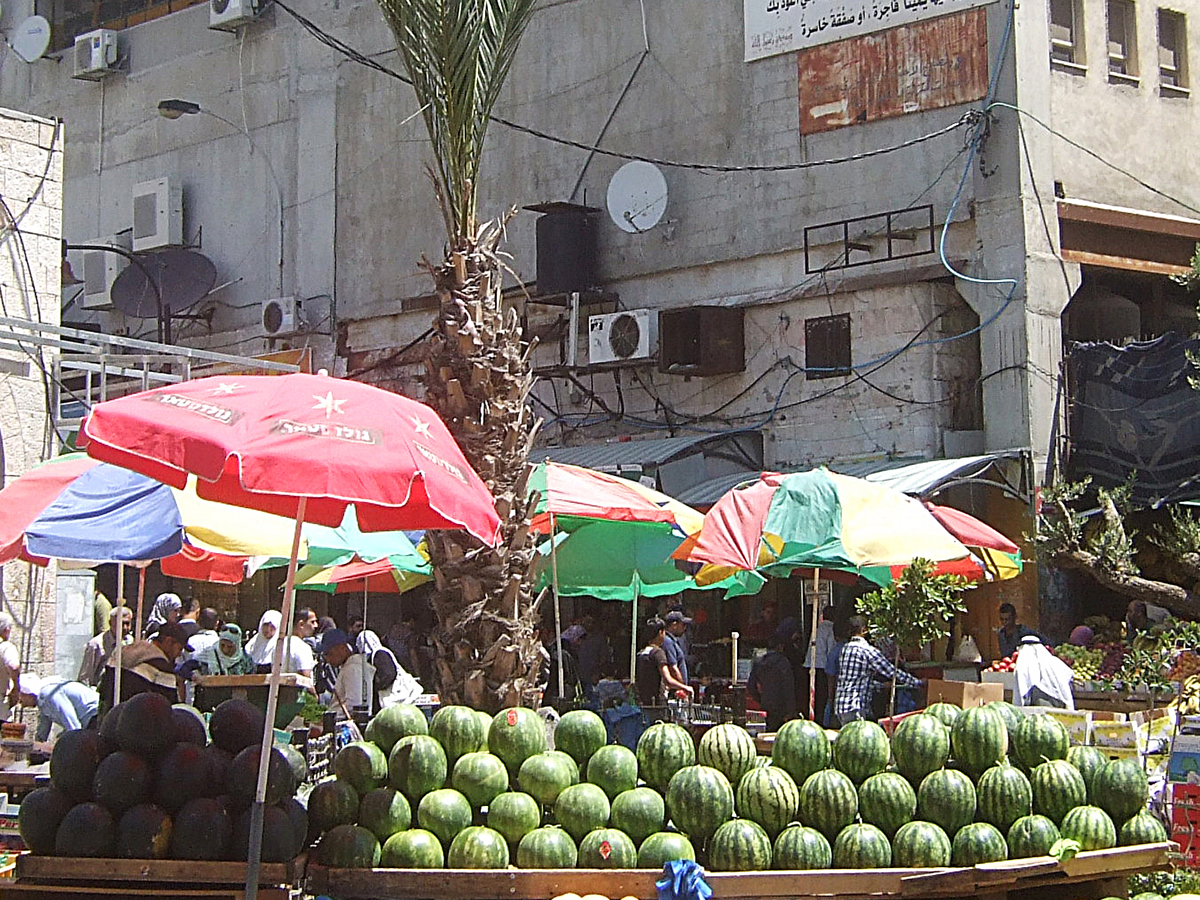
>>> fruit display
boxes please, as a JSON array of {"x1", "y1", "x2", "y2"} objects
[
  {"x1": 984, "y1": 653, "x2": 1018, "y2": 673},
  {"x1": 1051, "y1": 644, "x2": 1105, "y2": 679},
  {"x1": 19, "y1": 694, "x2": 307, "y2": 863}
]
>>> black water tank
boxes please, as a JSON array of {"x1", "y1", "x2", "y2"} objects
[{"x1": 529, "y1": 202, "x2": 598, "y2": 295}]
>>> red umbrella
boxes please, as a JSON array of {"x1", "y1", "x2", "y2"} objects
[{"x1": 78, "y1": 371, "x2": 499, "y2": 898}]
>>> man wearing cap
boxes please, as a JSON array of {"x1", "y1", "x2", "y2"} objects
[
  {"x1": 101, "y1": 622, "x2": 188, "y2": 704},
  {"x1": 78, "y1": 606, "x2": 133, "y2": 688},
  {"x1": 17, "y1": 674, "x2": 99, "y2": 742},
  {"x1": 663, "y1": 610, "x2": 692, "y2": 687},
  {"x1": 192, "y1": 623, "x2": 255, "y2": 676}
]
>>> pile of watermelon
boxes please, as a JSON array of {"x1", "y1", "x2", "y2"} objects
[
  {"x1": 18, "y1": 694, "x2": 309, "y2": 861},
  {"x1": 304, "y1": 698, "x2": 1167, "y2": 871}
]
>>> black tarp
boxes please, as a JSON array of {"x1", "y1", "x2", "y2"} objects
[{"x1": 1067, "y1": 332, "x2": 1200, "y2": 507}]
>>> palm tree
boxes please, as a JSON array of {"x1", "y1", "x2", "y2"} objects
[{"x1": 375, "y1": 0, "x2": 542, "y2": 710}]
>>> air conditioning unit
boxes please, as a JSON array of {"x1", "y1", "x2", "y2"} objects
[
  {"x1": 131, "y1": 177, "x2": 183, "y2": 252},
  {"x1": 78, "y1": 234, "x2": 131, "y2": 311},
  {"x1": 262, "y1": 296, "x2": 303, "y2": 337},
  {"x1": 588, "y1": 309, "x2": 656, "y2": 365},
  {"x1": 210, "y1": 0, "x2": 259, "y2": 31},
  {"x1": 72, "y1": 29, "x2": 118, "y2": 80}
]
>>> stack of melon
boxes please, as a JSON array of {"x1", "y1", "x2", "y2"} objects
[{"x1": 19, "y1": 693, "x2": 308, "y2": 862}]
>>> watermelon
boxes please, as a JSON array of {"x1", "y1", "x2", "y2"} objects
[
  {"x1": 1031, "y1": 759, "x2": 1086, "y2": 824},
  {"x1": 577, "y1": 827, "x2": 638, "y2": 868},
  {"x1": 308, "y1": 778, "x2": 360, "y2": 836},
  {"x1": 389, "y1": 735, "x2": 449, "y2": 802},
  {"x1": 951, "y1": 822, "x2": 1007, "y2": 865},
  {"x1": 170, "y1": 799, "x2": 231, "y2": 861},
  {"x1": 1066, "y1": 745, "x2": 1108, "y2": 802},
  {"x1": 917, "y1": 768, "x2": 976, "y2": 838},
  {"x1": 858, "y1": 772, "x2": 917, "y2": 839},
  {"x1": 228, "y1": 745, "x2": 298, "y2": 809},
  {"x1": 708, "y1": 819, "x2": 772, "y2": 872},
  {"x1": 987, "y1": 701, "x2": 1024, "y2": 745},
  {"x1": 638, "y1": 831, "x2": 696, "y2": 868},
  {"x1": 452, "y1": 752, "x2": 510, "y2": 810},
  {"x1": 430, "y1": 705, "x2": 488, "y2": 768},
  {"x1": 208, "y1": 699, "x2": 264, "y2": 755},
  {"x1": 335, "y1": 741, "x2": 389, "y2": 795},
  {"x1": 891, "y1": 714, "x2": 949, "y2": 786},
  {"x1": 18, "y1": 786, "x2": 73, "y2": 855},
  {"x1": 587, "y1": 744, "x2": 639, "y2": 801},
  {"x1": 231, "y1": 805, "x2": 295, "y2": 863},
  {"x1": 1092, "y1": 758, "x2": 1149, "y2": 824},
  {"x1": 553, "y1": 710, "x2": 607, "y2": 767},
  {"x1": 517, "y1": 826, "x2": 578, "y2": 868},
  {"x1": 488, "y1": 708, "x2": 547, "y2": 778},
  {"x1": 154, "y1": 743, "x2": 213, "y2": 813},
  {"x1": 772, "y1": 824, "x2": 831, "y2": 870},
  {"x1": 666, "y1": 765, "x2": 734, "y2": 844},
  {"x1": 365, "y1": 703, "x2": 429, "y2": 754},
  {"x1": 798, "y1": 768, "x2": 858, "y2": 840},
  {"x1": 1060, "y1": 804, "x2": 1117, "y2": 850},
  {"x1": 771, "y1": 719, "x2": 831, "y2": 788},
  {"x1": 637, "y1": 722, "x2": 696, "y2": 792},
  {"x1": 486, "y1": 791, "x2": 542, "y2": 846},
  {"x1": 697, "y1": 724, "x2": 758, "y2": 787},
  {"x1": 518, "y1": 751, "x2": 578, "y2": 807},
  {"x1": 50, "y1": 730, "x2": 102, "y2": 803},
  {"x1": 832, "y1": 822, "x2": 891, "y2": 867},
  {"x1": 381, "y1": 828, "x2": 444, "y2": 868},
  {"x1": 417, "y1": 788, "x2": 473, "y2": 846},
  {"x1": 1120, "y1": 810, "x2": 1169, "y2": 846},
  {"x1": 736, "y1": 766, "x2": 800, "y2": 840},
  {"x1": 1013, "y1": 715, "x2": 1069, "y2": 769},
  {"x1": 114, "y1": 692, "x2": 175, "y2": 759},
  {"x1": 892, "y1": 820, "x2": 951, "y2": 867},
  {"x1": 553, "y1": 782, "x2": 611, "y2": 843},
  {"x1": 1007, "y1": 814, "x2": 1061, "y2": 858},
  {"x1": 55, "y1": 802, "x2": 116, "y2": 858},
  {"x1": 610, "y1": 787, "x2": 665, "y2": 845},
  {"x1": 976, "y1": 763, "x2": 1033, "y2": 833},
  {"x1": 117, "y1": 804, "x2": 173, "y2": 860},
  {"x1": 447, "y1": 825, "x2": 509, "y2": 868},
  {"x1": 950, "y1": 706, "x2": 1008, "y2": 777},
  {"x1": 831, "y1": 720, "x2": 890, "y2": 785},
  {"x1": 93, "y1": 751, "x2": 153, "y2": 816},
  {"x1": 925, "y1": 703, "x2": 961, "y2": 729},
  {"x1": 358, "y1": 787, "x2": 412, "y2": 842}
]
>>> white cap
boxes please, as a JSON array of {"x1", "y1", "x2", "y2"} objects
[{"x1": 17, "y1": 673, "x2": 41, "y2": 696}]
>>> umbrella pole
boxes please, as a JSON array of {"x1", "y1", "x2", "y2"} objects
[
  {"x1": 809, "y1": 569, "x2": 820, "y2": 723},
  {"x1": 113, "y1": 563, "x2": 125, "y2": 705},
  {"x1": 550, "y1": 515, "x2": 564, "y2": 702},
  {"x1": 629, "y1": 586, "x2": 638, "y2": 685},
  {"x1": 246, "y1": 498, "x2": 306, "y2": 900},
  {"x1": 134, "y1": 566, "x2": 146, "y2": 642}
]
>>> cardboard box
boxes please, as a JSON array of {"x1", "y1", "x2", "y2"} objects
[
  {"x1": 1043, "y1": 709, "x2": 1092, "y2": 745},
  {"x1": 1092, "y1": 720, "x2": 1138, "y2": 749},
  {"x1": 925, "y1": 679, "x2": 1003, "y2": 709},
  {"x1": 1172, "y1": 783, "x2": 1200, "y2": 866},
  {"x1": 1170, "y1": 732, "x2": 1200, "y2": 782},
  {"x1": 981, "y1": 672, "x2": 1017, "y2": 693}
]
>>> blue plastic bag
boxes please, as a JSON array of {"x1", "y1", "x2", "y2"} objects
[{"x1": 656, "y1": 859, "x2": 712, "y2": 900}]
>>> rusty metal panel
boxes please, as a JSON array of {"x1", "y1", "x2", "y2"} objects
[{"x1": 797, "y1": 8, "x2": 988, "y2": 134}]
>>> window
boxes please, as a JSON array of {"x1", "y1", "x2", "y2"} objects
[
  {"x1": 804, "y1": 314, "x2": 851, "y2": 379},
  {"x1": 37, "y1": 0, "x2": 208, "y2": 53},
  {"x1": 1050, "y1": 0, "x2": 1085, "y2": 69},
  {"x1": 1108, "y1": 0, "x2": 1140, "y2": 83},
  {"x1": 1159, "y1": 9, "x2": 1190, "y2": 95}
]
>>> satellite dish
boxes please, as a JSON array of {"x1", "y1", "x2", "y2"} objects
[
  {"x1": 110, "y1": 248, "x2": 217, "y2": 318},
  {"x1": 606, "y1": 161, "x2": 668, "y2": 234},
  {"x1": 12, "y1": 15, "x2": 51, "y2": 63}
]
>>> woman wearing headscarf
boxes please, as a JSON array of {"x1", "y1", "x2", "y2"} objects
[
  {"x1": 245, "y1": 610, "x2": 282, "y2": 669},
  {"x1": 145, "y1": 593, "x2": 182, "y2": 636},
  {"x1": 193, "y1": 624, "x2": 256, "y2": 676},
  {"x1": 355, "y1": 629, "x2": 422, "y2": 712}
]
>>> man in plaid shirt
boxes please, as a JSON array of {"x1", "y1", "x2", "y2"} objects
[{"x1": 834, "y1": 616, "x2": 922, "y2": 725}]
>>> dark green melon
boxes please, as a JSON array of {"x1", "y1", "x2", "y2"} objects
[
  {"x1": 707, "y1": 819, "x2": 772, "y2": 872},
  {"x1": 170, "y1": 797, "x2": 231, "y2": 861},
  {"x1": 381, "y1": 828, "x2": 444, "y2": 868},
  {"x1": 18, "y1": 786, "x2": 73, "y2": 855},
  {"x1": 447, "y1": 825, "x2": 509, "y2": 868},
  {"x1": 486, "y1": 791, "x2": 542, "y2": 846},
  {"x1": 554, "y1": 710, "x2": 607, "y2": 768},
  {"x1": 430, "y1": 705, "x2": 487, "y2": 768},
  {"x1": 1120, "y1": 810, "x2": 1169, "y2": 846},
  {"x1": 93, "y1": 750, "x2": 153, "y2": 816},
  {"x1": 586, "y1": 744, "x2": 639, "y2": 801},
  {"x1": 1059, "y1": 805, "x2": 1117, "y2": 851},
  {"x1": 771, "y1": 719, "x2": 831, "y2": 788},
  {"x1": 170, "y1": 704, "x2": 208, "y2": 746},
  {"x1": 892, "y1": 820, "x2": 951, "y2": 867},
  {"x1": 831, "y1": 720, "x2": 890, "y2": 785},
  {"x1": 610, "y1": 787, "x2": 665, "y2": 845},
  {"x1": 976, "y1": 763, "x2": 1033, "y2": 834},
  {"x1": 55, "y1": 802, "x2": 115, "y2": 858},
  {"x1": 154, "y1": 742, "x2": 213, "y2": 813},
  {"x1": 553, "y1": 782, "x2": 611, "y2": 844},
  {"x1": 227, "y1": 745, "x2": 298, "y2": 808},
  {"x1": 358, "y1": 787, "x2": 412, "y2": 843},
  {"x1": 281, "y1": 797, "x2": 308, "y2": 852},
  {"x1": 925, "y1": 703, "x2": 961, "y2": 729},
  {"x1": 1066, "y1": 745, "x2": 1108, "y2": 802},
  {"x1": 451, "y1": 751, "x2": 509, "y2": 810},
  {"x1": 1092, "y1": 758, "x2": 1149, "y2": 824},
  {"x1": 98, "y1": 703, "x2": 122, "y2": 756},
  {"x1": 798, "y1": 768, "x2": 858, "y2": 841},
  {"x1": 114, "y1": 692, "x2": 175, "y2": 758},
  {"x1": 772, "y1": 824, "x2": 831, "y2": 870},
  {"x1": 951, "y1": 822, "x2": 1007, "y2": 865},
  {"x1": 230, "y1": 804, "x2": 297, "y2": 862},
  {"x1": 334, "y1": 741, "x2": 388, "y2": 795},
  {"x1": 832, "y1": 822, "x2": 891, "y2": 867},
  {"x1": 204, "y1": 745, "x2": 233, "y2": 796},
  {"x1": 50, "y1": 729, "x2": 102, "y2": 802},
  {"x1": 949, "y1": 706, "x2": 1008, "y2": 777},
  {"x1": 665, "y1": 765, "x2": 733, "y2": 845},
  {"x1": 577, "y1": 827, "x2": 639, "y2": 869},
  {"x1": 317, "y1": 823, "x2": 381, "y2": 868},
  {"x1": 1007, "y1": 814, "x2": 1060, "y2": 858},
  {"x1": 365, "y1": 704, "x2": 429, "y2": 755},
  {"x1": 488, "y1": 707, "x2": 548, "y2": 778},
  {"x1": 209, "y1": 699, "x2": 265, "y2": 754},
  {"x1": 1031, "y1": 760, "x2": 1086, "y2": 825},
  {"x1": 858, "y1": 771, "x2": 917, "y2": 839},
  {"x1": 891, "y1": 714, "x2": 949, "y2": 786},
  {"x1": 416, "y1": 788, "x2": 473, "y2": 846},
  {"x1": 916, "y1": 768, "x2": 976, "y2": 838},
  {"x1": 280, "y1": 744, "x2": 308, "y2": 787},
  {"x1": 518, "y1": 751, "x2": 577, "y2": 807},
  {"x1": 389, "y1": 735, "x2": 449, "y2": 803},
  {"x1": 637, "y1": 722, "x2": 696, "y2": 793},
  {"x1": 987, "y1": 701, "x2": 1024, "y2": 747},
  {"x1": 638, "y1": 831, "x2": 696, "y2": 868},
  {"x1": 736, "y1": 766, "x2": 801, "y2": 840},
  {"x1": 518, "y1": 826, "x2": 579, "y2": 868},
  {"x1": 697, "y1": 723, "x2": 758, "y2": 788},
  {"x1": 1013, "y1": 715, "x2": 1070, "y2": 769},
  {"x1": 307, "y1": 778, "x2": 360, "y2": 837}
]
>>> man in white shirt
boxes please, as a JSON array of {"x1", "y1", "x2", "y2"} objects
[
  {"x1": 280, "y1": 607, "x2": 316, "y2": 679},
  {"x1": 319, "y1": 627, "x2": 373, "y2": 714},
  {"x1": 17, "y1": 674, "x2": 99, "y2": 742},
  {"x1": 805, "y1": 605, "x2": 837, "y2": 723},
  {"x1": 0, "y1": 612, "x2": 21, "y2": 719}
]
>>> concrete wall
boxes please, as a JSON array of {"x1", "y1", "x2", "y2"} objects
[{"x1": 0, "y1": 107, "x2": 63, "y2": 684}]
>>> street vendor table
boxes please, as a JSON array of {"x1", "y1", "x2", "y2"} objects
[
  {"x1": 0, "y1": 762, "x2": 47, "y2": 801},
  {"x1": 1073, "y1": 688, "x2": 1175, "y2": 715},
  {"x1": 194, "y1": 674, "x2": 312, "y2": 730}
]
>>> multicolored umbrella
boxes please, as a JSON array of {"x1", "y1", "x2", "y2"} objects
[
  {"x1": 925, "y1": 502, "x2": 1022, "y2": 581},
  {"x1": 528, "y1": 461, "x2": 704, "y2": 535},
  {"x1": 294, "y1": 555, "x2": 431, "y2": 594}
]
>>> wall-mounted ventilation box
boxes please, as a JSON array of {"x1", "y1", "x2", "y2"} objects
[
  {"x1": 262, "y1": 296, "x2": 303, "y2": 336},
  {"x1": 78, "y1": 233, "x2": 131, "y2": 310},
  {"x1": 210, "y1": 0, "x2": 260, "y2": 30},
  {"x1": 72, "y1": 29, "x2": 119, "y2": 80},
  {"x1": 588, "y1": 309, "x2": 656, "y2": 365},
  {"x1": 131, "y1": 177, "x2": 183, "y2": 252},
  {"x1": 659, "y1": 306, "x2": 745, "y2": 376}
]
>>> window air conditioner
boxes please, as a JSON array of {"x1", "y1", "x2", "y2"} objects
[
  {"x1": 131, "y1": 177, "x2": 183, "y2": 252},
  {"x1": 210, "y1": 0, "x2": 260, "y2": 31},
  {"x1": 588, "y1": 309, "x2": 656, "y2": 365},
  {"x1": 262, "y1": 296, "x2": 303, "y2": 337},
  {"x1": 72, "y1": 29, "x2": 118, "y2": 81}
]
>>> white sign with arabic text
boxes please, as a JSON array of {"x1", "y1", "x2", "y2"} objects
[{"x1": 744, "y1": 0, "x2": 996, "y2": 61}]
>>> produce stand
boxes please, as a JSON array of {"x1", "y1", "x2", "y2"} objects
[
  {"x1": 0, "y1": 764, "x2": 48, "y2": 802},
  {"x1": 307, "y1": 842, "x2": 1174, "y2": 900},
  {"x1": 194, "y1": 675, "x2": 311, "y2": 730},
  {"x1": 1072, "y1": 688, "x2": 1176, "y2": 716},
  {"x1": 0, "y1": 854, "x2": 305, "y2": 900}
]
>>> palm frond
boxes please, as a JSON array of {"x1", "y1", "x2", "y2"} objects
[{"x1": 377, "y1": 0, "x2": 538, "y2": 243}]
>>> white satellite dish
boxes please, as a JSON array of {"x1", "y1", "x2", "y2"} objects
[
  {"x1": 12, "y1": 15, "x2": 51, "y2": 63},
  {"x1": 606, "y1": 160, "x2": 668, "y2": 234}
]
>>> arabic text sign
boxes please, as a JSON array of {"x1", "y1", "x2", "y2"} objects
[
  {"x1": 797, "y1": 8, "x2": 989, "y2": 133},
  {"x1": 745, "y1": 0, "x2": 995, "y2": 60}
]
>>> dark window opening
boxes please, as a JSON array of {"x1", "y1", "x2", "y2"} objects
[
  {"x1": 38, "y1": 0, "x2": 209, "y2": 53},
  {"x1": 658, "y1": 307, "x2": 745, "y2": 377},
  {"x1": 805, "y1": 314, "x2": 851, "y2": 379}
]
